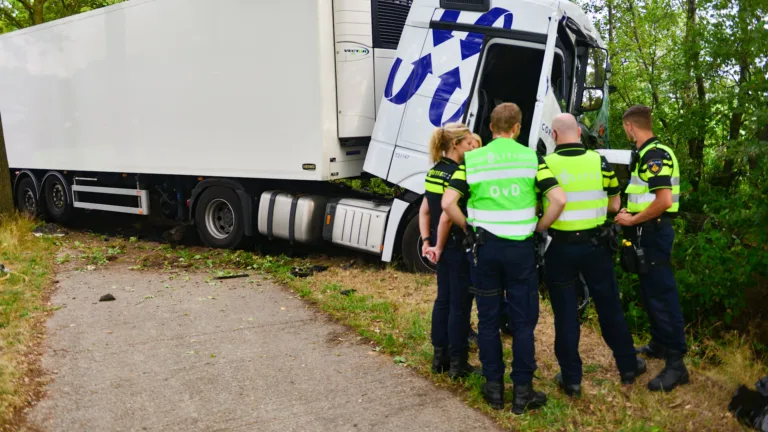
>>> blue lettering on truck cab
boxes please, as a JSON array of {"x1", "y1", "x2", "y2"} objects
[{"x1": 383, "y1": 7, "x2": 514, "y2": 127}]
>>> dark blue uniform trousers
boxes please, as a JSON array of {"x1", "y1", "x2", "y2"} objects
[
  {"x1": 545, "y1": 240, "x2": 637, "y2": 385},
  {"x1": 637, "y1": 221, "x2": 687, "y2": 354},
  {"x1": 432, "y1": 240, "x2": 471, "y2": 358},
  {"x1": 475, "y1": 236, "x2": 538, "y2": 385}
]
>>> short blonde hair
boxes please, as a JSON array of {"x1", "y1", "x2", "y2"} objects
[{"x1": 471, "y1": 133, "x2": 482, "y2": 148}]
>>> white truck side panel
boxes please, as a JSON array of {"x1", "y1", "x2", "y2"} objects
[{"x1": 0, "y1": 0, "x2": 345, "y2": 181}]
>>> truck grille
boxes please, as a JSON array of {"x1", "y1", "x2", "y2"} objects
[{"x1": 373, "y1": 0, "x2": 413, "y2": 49}]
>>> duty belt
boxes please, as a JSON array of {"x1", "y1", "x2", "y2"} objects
[{"x1": 549, "y1": 228, "x2": 599, "y2": 244}]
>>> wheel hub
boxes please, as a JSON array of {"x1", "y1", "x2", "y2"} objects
[
  {"x1": 204, "y1": 199, "x2": 235, "y2": 240},
  {"x1": 52, "y1": 184, "x2": 65, "y2": 209},
  {"x1": 23, "y1": 189, "x2": 36, "y2": 213}
]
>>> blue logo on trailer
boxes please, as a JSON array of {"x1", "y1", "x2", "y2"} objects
[{"x1": 384, "y1": 7, "x2": 514, "y2": 126}]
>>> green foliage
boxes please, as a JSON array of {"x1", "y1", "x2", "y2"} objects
[
  {"x1": 332, "y1": 177, "x2": 396, "y2": 197},
  {"x1": 577, "y1": 0, "x2": 768, "y2": 350}
]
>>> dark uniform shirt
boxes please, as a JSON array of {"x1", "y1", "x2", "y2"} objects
[
  {"x1": 424, "y1": 157, "x2": 467, "y2": 236},
  {"x1": 554, "y1": 143, "x2": 621, "y2": 196},
  {"x1": 635, "y1": 137, "x2": 674, "y2": 191}
]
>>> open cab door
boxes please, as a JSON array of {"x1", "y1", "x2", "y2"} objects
[
  {"x1": 528, "y1": 11, "x2": 564, "y2": 156},
  {"x1": 464, "y1": 10, "x2": 570, "y2": 154}
]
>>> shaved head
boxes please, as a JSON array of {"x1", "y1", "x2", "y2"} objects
[{"x1": 552, "y1": 113, "x2": 580, "y2": 145}]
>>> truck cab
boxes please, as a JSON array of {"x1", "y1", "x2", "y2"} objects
[{"x1": 361, "y1": 0, "x2": 614, "y2": 270}]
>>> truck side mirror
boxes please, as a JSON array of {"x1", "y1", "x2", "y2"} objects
[{"x1": 580, "y1": 88, "x2": 604, "y2": 112}]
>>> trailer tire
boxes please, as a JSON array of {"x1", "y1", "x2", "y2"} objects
[
  {"x1": 16, "y1": 177, "x2": 42, "y2": 218},
  {"x1": 195, "y1": 186, "x2": 246, "y2": 249},
  {"x1": 43, "y1": 175, "x2": 73, "y2": 223},
  {"x1": 401, "y1": 215, "x2": 435, "y2": 273}
]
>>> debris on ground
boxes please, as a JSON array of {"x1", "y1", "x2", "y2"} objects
[
  {"x1": 99, "y1": 294, "x2": 116, "y2": 302},
  {"x1": 0, "y1": 263, "x2": 28, "y2": 282},
  {"x1": 162, "y1": 222, "x2": 193, "y2": 248},
  {"x1": 339, "y1": 289, "x2": 356, "y2": 296},
  {"x1": 290, "y1": 265, "x2": 329, "y2": 278},
  {"x1": 33, "y1": 223, "x2": 68, "y2": 237},
  {"x1": 729, "y1": 376, "x2": 768, "y2": 431},
  {"x1": 213, "y1": 273, "x2": 250, "y2": 280}
]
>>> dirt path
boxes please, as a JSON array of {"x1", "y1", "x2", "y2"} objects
[{"x1": 27, "y1": 266, "x2": 499, "y2": 432}]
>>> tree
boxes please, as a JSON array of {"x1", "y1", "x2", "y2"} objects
[
  {"x1": 0, "y1": 113, "x2": 13, "y2": 215},
  {"x1": 0, "y1": 0, "x2": 124, "y2": 33}
]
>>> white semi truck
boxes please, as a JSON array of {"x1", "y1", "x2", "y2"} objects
[{"x1": 1, "y1": 0, "x2": 623, "y2": 271}]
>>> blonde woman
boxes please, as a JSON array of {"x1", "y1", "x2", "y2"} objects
[{"x1": 418, "y1": 122, "x2": 477, "y2": 379}]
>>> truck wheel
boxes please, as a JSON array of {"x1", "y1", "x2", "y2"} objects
[
  {"x1": 401, "y1": 215, "x2": 435, "y2": 273},
  {"x1": 16, "y1": 177, "x2": 41, "y2": 218},
  {"x1": 43, "y1": 175, "x2": 73, "y2": 223},
  {"x1": 195, "y1": 186, "x2": 245, "y2": 249}
]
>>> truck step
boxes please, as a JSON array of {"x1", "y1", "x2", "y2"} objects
[{"x1": 72, "y1": 181, "x2": 150, "y2": 215}]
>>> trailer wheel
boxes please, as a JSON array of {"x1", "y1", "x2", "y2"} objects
[
  {"x1": 401, "y1": 215, "x2": 435, "y2": 273},
  {"x1": 16, "y1": 177, "x2": 41, "y2": 218},
  {"x1": 43, "y1": 175, "x2": 73, "y2": 223},
  {"x1": 195, "y1": 186, "x2": 246, "y2": 249}
]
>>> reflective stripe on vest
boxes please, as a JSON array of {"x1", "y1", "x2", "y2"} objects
[
  {"x1": 464, "y1": 138, "x2": 538, "y2": 241},
  {"x1": 626, "y1": 143, "x2": 680, "y2": 213},
  {"x1": 544, "y1": 150, "x2": 608, "y2": 231}
]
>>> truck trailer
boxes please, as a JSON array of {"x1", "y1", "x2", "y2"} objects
[{"x1": 1, "y1": 0, "x2": 623, "y2": 272}]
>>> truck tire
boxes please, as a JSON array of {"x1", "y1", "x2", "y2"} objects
[
  {"x1": 43, "y1": 175, "x2": 73, "y2": 223},
  {"x1": 401, "y1": 215, "x2": 435, "y2": 273},
  {"x1": 16, "y1": 177, "x2": 42, "y2": 218},
  {"x1": 195, "y1": 186, "x2": 246, "y2": 249}
]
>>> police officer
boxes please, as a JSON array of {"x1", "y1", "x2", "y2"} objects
[
  {"x1": 544, "y1": 113, "x2": 647, "y2": 398},
  {"x1": 615, "y1": 105, "x2": 689, "y2": 392},
  {"x1": 443, "y1": 103, "x2": 566, "y2": 414},
  {"x1": 418, "y1": 122, "x2": 476, "y2": 379}
]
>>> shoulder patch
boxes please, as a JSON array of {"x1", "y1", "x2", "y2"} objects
[{"x1": 647, "y1": 159, "x2": 663, "y2": 175}]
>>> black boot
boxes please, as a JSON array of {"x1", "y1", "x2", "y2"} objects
[
  {"x1": 648, "y1": 351, "x2": 690, "y2": 392},
  {"x1": 431, "y1": 346, "x2": 449, "y2": 374},
  {"x1": 449, "y1": 351, "x2": 475, "y2": 380},
  {"x1": 512, "y1": 383, "x2": 547, "y2": 415},
  {"x1": 555, "y1": 373, "x2": 581, "y2": 398},
  {"x1": 482, "y1": 381, "x2": 504, "y2": 410},
  {"x1": 620, "y1": 357, "x2": 648, "y2": 384},
  {"x1": 636, "y1": 341, "x2": 667, "y2": 359}
]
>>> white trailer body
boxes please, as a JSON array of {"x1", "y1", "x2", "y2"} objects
[
  {"x1": 0, "y1": 0, "x2": 376, "y2": 181},
  {"x1": 2, "y1": 0, "x2": 618, "y2": 271}
]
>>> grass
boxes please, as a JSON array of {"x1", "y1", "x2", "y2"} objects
[
  {"x1": 120, "y1": 242, "x2": 764, "y2": 431},
  {"x1": 4, "y1": 224, "x2": 764, "y2": 431},
  {"x1": 0, "y1": 215, "x2": 57, "y2": 428},
  {"x1": 250, "y1": 258, "x2": 764, "y2": 431}
]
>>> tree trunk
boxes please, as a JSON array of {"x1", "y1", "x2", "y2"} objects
[
  {"x1": 608, "y1": 0, "x2": 614, "y2": 47},
  {"x1": 720, "y1": 61, "x2": 748, "y2": 186},
  {"x1": 682, "y1": 0, "x2": 705, "y2": 191},
  {"x1": 0, "y1": 113, "x2": 14, "y2": 215},
  {"x1": 32, "y1": 1, "x2": 46, "y2": 25}
]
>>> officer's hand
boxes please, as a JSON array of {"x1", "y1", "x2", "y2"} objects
[
  {"x1": 615, "y1": 212, "x2": 635, "y2": 226},
  {"x1": 426, "y1": 247, "x2": 442, "y2": 264},
  {"x1": 619, "y1": 208, "x2": 628, "y2": 214},
  {"x1": 421, "y1": 241, "x2": 431, "y2": 258}
]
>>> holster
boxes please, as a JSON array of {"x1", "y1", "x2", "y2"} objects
[
  {"x1": 620, "y1": 226, "x2": 650, "y2": 274},
  {"x1": 594, "y1": 221, "x2": 622, "y2": 253},
  {"x1": 620, "y1": 245, "x2": 649, "y2": 274}
]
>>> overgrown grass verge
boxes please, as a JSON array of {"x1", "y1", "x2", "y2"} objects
[
  {"x1": 73, "y1": 238, "x2": 767, "y2": 431},
  {"x1": 249, "y1": 258, "x2": 764, "y2": 431},
  {"x1": 0, "y1": 215, "x2": 57, "y2": 429}
]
